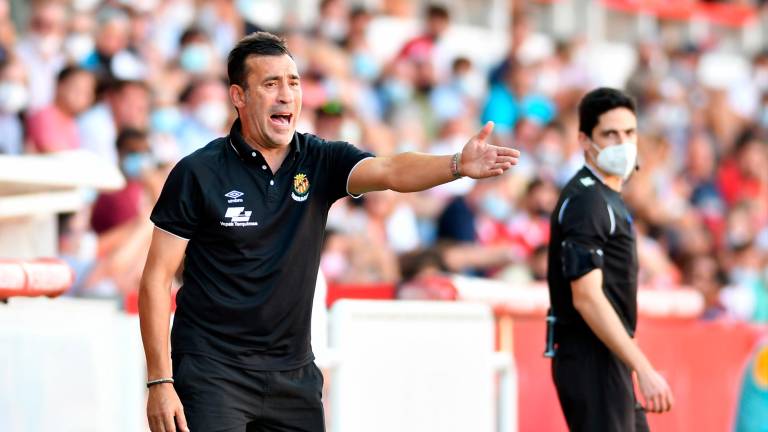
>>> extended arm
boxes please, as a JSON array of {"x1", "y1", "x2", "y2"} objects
[
  {"x1": 571, "y1": 269, "x2": 674, "y2": 413},
  {"x1": 348, "y1": 122, "x2": 520, "y2": 194}
]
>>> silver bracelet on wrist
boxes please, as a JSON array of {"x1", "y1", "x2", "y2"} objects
[
  {"x1": 450, "y1": 152, "x2": 462, "y2": 178},
  {"x1": 146, "y1": 377, "x2": 174, "y2": 388}
]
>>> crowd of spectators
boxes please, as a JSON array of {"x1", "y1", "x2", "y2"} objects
[{"x1": 1, "y1": 0, "x2": 766, "y2": 323}]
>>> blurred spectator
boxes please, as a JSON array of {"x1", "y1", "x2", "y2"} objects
[
  {"x1": 15, "y1": 0, "x2": 67, "y2": 110},
  {"x1": 498, "y1": 243, "x2": 550, "y2": 285},
  {"x1": 437, "y1": 179, "x2": 487, "y2": 244},
  {"x1": 26, "y1": 66, "x2": 95, "y2": 153},
  {"x1": 90, "y1": 128, "x2": 159, "y2": 235},
  {"x1": 535, "y1": 120, "x2": 583, "y2": 185},
  {"x1": 314, "y1": 100, "x2": 345, "y2": 141},
  {"x1": 396, "y1": 4, "x2": 450, "y2": 65},
  {"x1": 506, "y1": 177, "x2": 557, "y2": 259},
  {"x1": 63, "y1": 9, "x2": 96, "y2": 65},
  {"x1": 363, "y1": 190, "x2": 421, "y2": 253},
  {"x1": 320, "y1": 226, "x2": 400, "y2": 284},
  {"x1": 176, "y1": 26, "x2": 221, "y2": 77},
  {"x1": 58, "y1": 209, "x2": 102, "y2": 296},
  {"x1": 314, "y1": 0, "x2": 349, "y2": 45},
  {"x1": 195, "y1": 0, "x2": 242, "y2": 59},
  {"x1": 721, "y1": 238, "x2": 768, "y2": 323},
  {"x1": 481, "y1": 60, "x2": 556, "y2": 135},
  {"x1": 429, "y1": 57, "x2": 484, "y2": 122},
  {"x1": 343, "y1": 6, "x2": 379, "y2": 83},
  {"x1": 78, "y1": 79, "x2": 150, "y2": 163},
  {"x1": 436, "y1": 177, "x2": 520, "y2": 274},
  {"x1": 81, "y1": 7, "x2": 134, "y2": 83},
  {"x1": 0, "y1": 0, "x2": 16, "y2": 54},
  {"x1": 175, "y1": 76, "x2": 231, "y2": 155},
  {"x1": 683, "y1": 254, "x2": 727, "y2": 320},
  {"x1": 683, "y1": 131, "x2": 723, "y2": 212},
  {"x1": 626, "y1": 39, "x2": 666, "y2": 109},
  {"x1": 0, "y1": 58, "x2": 28, "y2": 154},
  {"x1": 717, "y1": 128, "x2": 768, "y2": 209}
]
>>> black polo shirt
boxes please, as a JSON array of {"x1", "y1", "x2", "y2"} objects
[
  {"x1": 150, "y1": 119, "x2": 373, "y2": 370},
  {"x1": 547, "y1": 166, "x2": 639, "y2": 339}
]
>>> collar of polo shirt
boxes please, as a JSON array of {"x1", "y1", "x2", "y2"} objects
[{"x1": 228, "y1": 118, "x2": 302, "y2": 165}]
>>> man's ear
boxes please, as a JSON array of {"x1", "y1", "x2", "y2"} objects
[
  {"x1": 577, "y1": 131, "x2": 591, "y2": 152},
  {"x1": 229, "y1": 85, "x2": 246, "y2": 110}
]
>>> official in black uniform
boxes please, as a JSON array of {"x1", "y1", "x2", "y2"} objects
[
  {"x1": 138, "y1": 31, "x2": 520, "y2": 432},
  {"x1": 546, "y1": 88, "x2": 673, "y2": 431}
]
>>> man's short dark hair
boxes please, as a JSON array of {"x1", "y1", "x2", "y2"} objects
[
  {"x1": 57, "y1": 65, "x2": 90, "y2": 84},
  {"x1": 116, "y1": 127, "x2": 147, "y2": 152},
  {"x1": 426, "y1": 4, "x2": 450, "y2": 20},
  {"x1": 578, "y1": 87, "x2": 636, "y2": 138},
  {"x1": 227, "y1": 31, "x2": 291, "y2": 88}
]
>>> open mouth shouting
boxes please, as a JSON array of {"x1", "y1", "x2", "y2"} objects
[{"x1": 269, "y1": 112, "x2": 293, "y2": 129}]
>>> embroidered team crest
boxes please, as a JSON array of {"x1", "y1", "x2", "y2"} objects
[{"x1": 291, "y1": 173, "x2": 310, "y2": 202}]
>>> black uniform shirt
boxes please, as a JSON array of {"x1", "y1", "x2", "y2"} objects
[
  {"x1": 150, "y1": 119, "x2": 373, "y2": 370},
  {"x1": 547, "y1": 165, "x2": 638, "y2": 338}
]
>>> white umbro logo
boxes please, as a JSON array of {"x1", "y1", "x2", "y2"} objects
[
  {"x1": 225, "y1": 190, "x2": 244, "y2": 203},
  {"x1": 580, "y1": 177, "x2": 595, "y2": 187}
]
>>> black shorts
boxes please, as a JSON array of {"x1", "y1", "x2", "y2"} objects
[
  {"x1": 172, "y1": 353, "x2": 325, "y2": 432},
  {"x1": 551, "y1": 330, "x2": 649, "y2": 432}
]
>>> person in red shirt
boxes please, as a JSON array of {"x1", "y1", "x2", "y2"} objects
[
  {"x1": 717, "y1": 128, "x2": 768, "y2": 209},
  {"x1": 90, "y1": 128, "x2": 159, "y2": 234},
  {"x1": 26, "y1": 65, "x2": 95, "y2": 153},
  {"x1": 396, "y1": 4, "x2": 450, "y2": 64}
]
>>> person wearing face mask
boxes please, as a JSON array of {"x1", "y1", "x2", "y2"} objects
[
  {"x1": 175, "y1": 77, "x2": 232, "y2": 156},
  {"x1": 80, "y1": 7, "x2": 132, "y2": 83},
  {"x1": 176, "y1": 27, "x2": 220, "y2": 76},
  {"x1": 546, "y1": 88, "x2": 674, "y2": 431},
  {"x1": 90, "y1": 128, "x2": 158, "y2": 235},
  {"x1": 139, "y1": 32, "x2": 519, "y2": 432},
  {"x1": 14, "y1": 1, "x2": 67, "y2": 110},
  {"x1": 0, "y1": 59, "x2": 28, "y2": 155}
]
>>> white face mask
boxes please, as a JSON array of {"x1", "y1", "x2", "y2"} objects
[
  {"x1": 592, "y1": 140, "x2": 637, "y2": 180},
  {"x1": 64, "y1": 33, "x2": 95, "y2": 63},
  {"x1": 72, "y1": 0, "x2": 101, "y2": 11},
  {"x1": 194, "y1": 101, "x2": 230, "y2": 132},
  {"x1": 31, "y1": 33, "x2": 62, "y2": 57},
  {"x1": 0, "y1": 82, "x2": 29, "y2": 114}
]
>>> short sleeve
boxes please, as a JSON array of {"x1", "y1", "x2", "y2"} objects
[
  {"x1": 560, "y1": 190, "x2": 611, "y2": 248},
  {"x1": 558, "y1": 191, "x2": 611, "y2": 280},
  {"x1": 324, "y1": 140, "x2": 374, "y2": 202},
  {"x1": 150, "y1": 158, "x2": 201, "y2": 240}
]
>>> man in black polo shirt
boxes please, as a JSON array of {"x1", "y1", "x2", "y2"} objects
[
  {"x1": 546, "y1": 88, "x2": 674, "y2": 431},
  {"x1": 138, "y1": 32, "x2": 520, "y2": 432}
]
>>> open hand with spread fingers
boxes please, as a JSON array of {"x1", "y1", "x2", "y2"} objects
[{"x1": 459, "y1": 121, "x2": 520, "y2": 179}]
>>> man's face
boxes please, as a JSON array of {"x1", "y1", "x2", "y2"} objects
[
  {"x1": 581, "y1": 107, "x2": 637, "y2": 164},
  {"x1": 59, "y1": 71, "x2": 95, "y2": 116},
  {"x1": 112, "y1": 84, "x2": 150, "y2": 129},
  {"x1": 232, "y1": 54, "x2": 302, "y2": 149}
]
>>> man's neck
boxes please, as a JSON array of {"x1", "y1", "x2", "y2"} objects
[
  {"x1": 241, "y1": 126, "x2": 291, "y2": 172},
  {"x1": 584, "y1": 161, "x2": 623, "y2": 192}
]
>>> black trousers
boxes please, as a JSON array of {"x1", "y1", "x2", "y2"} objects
[
  {"x1": 551, "y1": 330, "x2": 650, "y2": 432},
  {"x1": 172, "y1": 353, "x2": 325, "y2": 432}
]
